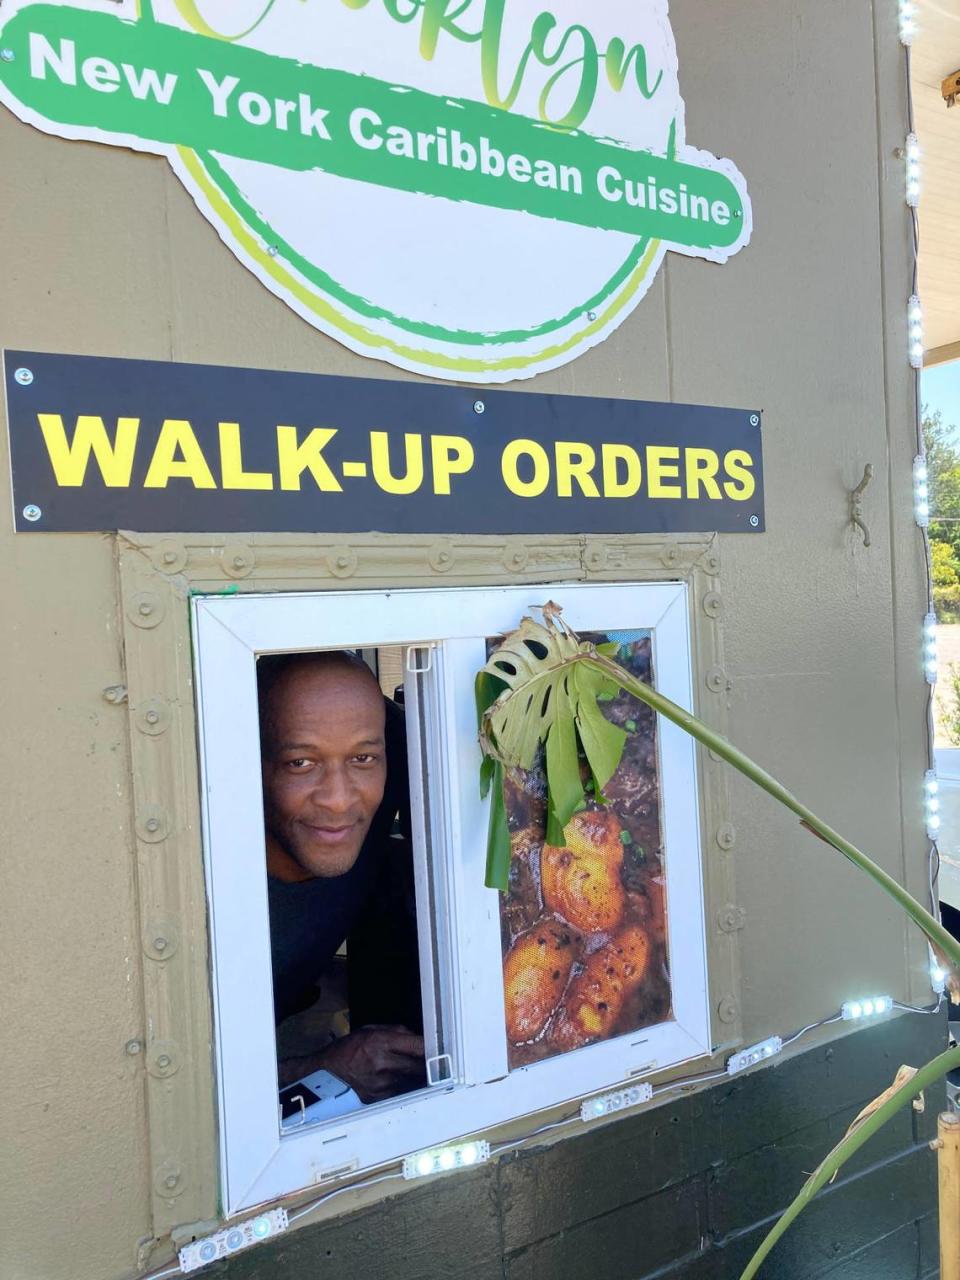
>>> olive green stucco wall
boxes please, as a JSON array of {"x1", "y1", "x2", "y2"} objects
[{"x1": 0, "y1": 2, "x2": 934, "y2": 1277}]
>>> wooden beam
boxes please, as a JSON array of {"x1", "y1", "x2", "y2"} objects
[{"x1": 926, "y1": 341, "x2": 960, "y2": 368}]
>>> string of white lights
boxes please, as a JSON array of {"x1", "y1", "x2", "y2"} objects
[
  {"x1": 128, "y1": 995, "x2": 946, "y2": 1280},
  {"x1": 899, "y1": 6, "x2": 944, "y2": 940}
]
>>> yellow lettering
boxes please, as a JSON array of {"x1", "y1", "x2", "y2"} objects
[
  {"x1": 501, "y1": 438, "x2": 550, "y2": 497},
  {"x1": 143, "y1": 419, "x2": 216, "y2": 489},
  {"x1": 645, "y1": 445, "x2": 681, "y2": 498},
  {"x1": 219, "y1": 422, "x2": 273, "y2": 490},
  {"x1": 684, "y1": 447, "x2": 721, "y2": 499},
  {"x1": 723, "y1": 449, "x2": 756, "y2": 500},
  {"x1": 430, "y1": 434, "x2": 474, "y2": 495},
  {"x1": 554, "y1": 441, "x2": 599, "y2": 498},
  {"x1": 37, "y1": 413, "x2": 139, "y2": 487},
  {"x1": 370, "y1": 431, "x2": 424, "y2": 494},
  {"x1": 277, "y1": 426, "x2": 342, "y2": 492},
  {"x1": 601, "y1": 443, "x2": 641, "y2": 498}
]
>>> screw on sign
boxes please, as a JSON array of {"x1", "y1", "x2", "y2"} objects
[
  {"x1": 13, "y1": 367, "x2": 33, "y2": 385},
  {"x1": 22, "y1": 504, "x2": 41, "y2": 522}
]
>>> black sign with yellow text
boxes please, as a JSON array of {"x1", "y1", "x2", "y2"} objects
[{"x1": 4, "y1": 351, "x2": 764, "y2": 535}]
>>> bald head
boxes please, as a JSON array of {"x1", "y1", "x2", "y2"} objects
[{"x1": 258, "y1": 651, "x2": 387, "y2": 880}]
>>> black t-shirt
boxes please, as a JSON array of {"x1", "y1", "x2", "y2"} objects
[{"x1": 267, "y1": 699, "x2": 421, "y2": 1030}]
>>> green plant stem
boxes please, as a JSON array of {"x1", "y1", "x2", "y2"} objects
[
  {"x1": 738, "y1": 1042, "x2": 960, "y2": 1279},
  {"x1": 594, "y1": 655, "x2": 960, "y2": 972}
]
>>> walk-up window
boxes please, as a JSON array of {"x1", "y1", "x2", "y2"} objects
[{"x1": 192, "y1": 582, "x2": 710, "y2": 1214}]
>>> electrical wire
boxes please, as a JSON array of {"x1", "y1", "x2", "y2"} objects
[
  {"x1": 780, "y1": 1012, "x2": 845, "y2": 1050},
  {"x1": 893, "y1": 994, "x2": 945, "y2": 1015},
  {"x1": 287, "y1": 1170, "x2": 404, "y2": 1225},
  {"x1": 651, "y1": 1067, "x2": 730, "y2": 1097}
]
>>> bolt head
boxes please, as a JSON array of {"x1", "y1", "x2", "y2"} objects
[
  {"x1": 336, "y1": 555, "x2": 350, "y2": 569},
  {"x1": 157, "y1": 1054, "x2": 172, "y2": 1069},
  {"x1": 749, "y1": 514, "x2": 760, "y2": 528},
  {"x1": 145, "y1": 817, "x2": 161, "y2": 832},
  {"x1": 13, "y1": 367, "x2": 33, "y2": 386},
  {"x1": 587, "y1": 311, "x2": 597, "y2": 321},
  {"x1": 145, "y1": 710, "x2": 160, "y2": 725},
  {"x1": 164, "y1": 1173, "x2": 178, "y2": 1189},
  {"x1": 232, "y1": 555, "x2": 246, "y2": 568},
  {"x1": 162, "y1": 550, "x2": 177, "y2": 565},
  {"x1": 0, "y1": 49, "x2": 15, "y2": 63},
  {"x1": 473, "y1": 400, "x2": 485, "y2": 415},
  {"x1": 153, "y1": 936, "x2": 168, "y2": 950},
  {"x1": 125, "y1": 1039, "x2": 143, "y2": 1056},
  {"x1": 138, "y1": 601, "x2": 154, "y2": 616},
  {"x1": 22, "y1": 504, "x2": 41, "y2": 522},
  {"x1": 749, "y1": 413, "x2": 760, "y2": 426},
  {"x1": 267, "y1": 245, "x2": 278, "y2": 257}
]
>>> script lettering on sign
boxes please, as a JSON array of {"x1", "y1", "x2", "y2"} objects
[{"x1": 0, "y1": 1, "x2": 752, "y2": 383}]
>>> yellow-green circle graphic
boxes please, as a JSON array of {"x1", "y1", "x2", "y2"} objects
[{"x1": 0, "y1": 0, "x2": 753, "y2": 382}]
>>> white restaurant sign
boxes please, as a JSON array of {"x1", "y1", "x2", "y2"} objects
[{"x1": 0, "y1": 0, "x2": 753, "y2": 382}]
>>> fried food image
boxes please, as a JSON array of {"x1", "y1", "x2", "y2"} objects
[
  {"x1": 495, "y1": 631, "x2": 672, "y2": 1068},
  {"x1": 503, "y1": 920, "x2": 578, "y2": 1043},
  {"x1": 549, "y1": 925, "x2": 651, "y2": 1052},
  {"x1": 541, "y1": 808, "x2": 626, "y2": 933}
]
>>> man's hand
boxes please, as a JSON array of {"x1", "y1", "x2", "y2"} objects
[{"x1": 279, "y1": 1026, "x2": 425, "y2": 1102}]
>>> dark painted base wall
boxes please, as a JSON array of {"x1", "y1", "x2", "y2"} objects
[{"x1": 221, "y1": 1012, "x2": 947, "y2": 1280}]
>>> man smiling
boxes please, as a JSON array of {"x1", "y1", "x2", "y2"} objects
[{"x1": 259, "y1": 650, "x2": 424, "y2": 1105}]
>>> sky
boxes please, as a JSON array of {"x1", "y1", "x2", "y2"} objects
[{"x1": 924, "y1": 360, "x2": 960, "y2": 443}]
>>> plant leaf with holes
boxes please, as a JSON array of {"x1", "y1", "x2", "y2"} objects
[{"x1": 477, "y1": 605, "x2": 628, "y2": 890}]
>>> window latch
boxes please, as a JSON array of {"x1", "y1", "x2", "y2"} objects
[
  {"x1": 426, "y1": 1053, "x2": 454, "y2": 1086},
  {"x1": 406, "y1": 645, "x2": 436, "y2": 674}
]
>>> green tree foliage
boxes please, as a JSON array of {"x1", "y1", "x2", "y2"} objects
[
  {"x1": 922, "y1": 409, "x2": 960, "y2": 620},
  {"x1": 924, "y1": 408, "x2": 960, "y2": 557},
  {"x1": 931, "y1": 539, "x2": 959, "y2": 587}
]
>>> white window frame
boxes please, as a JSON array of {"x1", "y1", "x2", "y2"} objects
[{"x1": 192, "y1": 582, "x2": 710, "y2": 1215}]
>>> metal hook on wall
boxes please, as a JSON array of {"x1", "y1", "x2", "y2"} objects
[{"x1": 849, "y1": 464, "x2": 874, "y2": 547}]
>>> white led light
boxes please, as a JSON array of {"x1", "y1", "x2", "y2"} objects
[
  {"x1": 908, "y1": 295, "x2": 924, "y2": 369},
  {"x1": 178, "y1": 1209, "x2": 288, "y2": 1273},
  {"x1": 579, "y1": 1083, "x2": 654, "y2": 1122},
  {"x1": 914, "y1": 455, "x2": 930, "y2": 527},
  {"x1": 932, "y1": 965, "x2": 948, "y2": 994},
  {"x1": 726, "y1": 1036, "x2": 783, "y2": 1075},
  {"x1": 925, "y1": 769, "x2": 941, "y2": 840},
  {"x1": 905, "y1": 133, "x2": 921, "y2": 206},
  {"x1": 842, "y1": 995, "x2": 893, "y2": 1021},
  {"x1": 899, "y1": 0, "x2": 917, "y2": 44},
  {"x1": 402, "y1": 1140, "x2": 491, "y2": 1180},
  {"x1": 924, "y1": 612, "x2": 938, "y2": 685}
]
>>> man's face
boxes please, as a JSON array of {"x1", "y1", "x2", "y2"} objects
[{"x1": 261, "y1": 662, "x2": 387, "y2": 879}]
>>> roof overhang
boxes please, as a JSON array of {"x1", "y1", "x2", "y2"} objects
[{"x1": 915, "y1": 2, "x2": 960, "y2": 366}]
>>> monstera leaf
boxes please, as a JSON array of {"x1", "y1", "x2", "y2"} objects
[
  {"x1": 477, "y1": 603, "x2": 960, "y2": 1279},
  {"x1": 476, "y1": 603, "x2": 627, "y2": 889}
]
